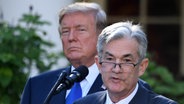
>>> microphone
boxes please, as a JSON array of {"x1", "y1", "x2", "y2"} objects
[
  {"x1": 44, "y1": 70, "x2": 67, "y2": 104},
  {"x1": 44, "y1": 65, "x2": 89, "y2": 104},
  {"x1": 55, "y1": 65, "x2": 89, "y2": 94}
]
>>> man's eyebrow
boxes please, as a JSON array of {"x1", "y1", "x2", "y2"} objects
[
  {"x1": 104, "y1": 51, "x2": 134, "y2": 60},
  {"x1": 104, "y1": 51, "x2": 113, "y2": 57},
  {"x1": 76, "y1": 24, "x2": 87, "y2": 28},
  {"x1": 123, "y1": 54, "x2": 133, "y2": 58},
  {"x1": 60, "y1": 25, "x2": 69, "y2": 29},
  {"x1": 61, "y1": 27, "x2": 68, "y2": 29}
]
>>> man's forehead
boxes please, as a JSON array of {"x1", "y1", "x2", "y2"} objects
[
  {"x1": 61, "y1": 13, "x2": 95, "y2": 26},
  {"x1": 103, "y1": 51, "x2": 134, "y2": 58}
]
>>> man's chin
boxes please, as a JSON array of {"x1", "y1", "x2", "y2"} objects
[{"x1": 67, "y1": 56, "x2": 82, "y2": 61}]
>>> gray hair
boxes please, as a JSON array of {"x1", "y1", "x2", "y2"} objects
[
  {"x1": 97, "y1": 21, "x2": 148, "y2": 61},
  {"x1": 59, "y1": 2, "x2": 106, "y2": 33}
]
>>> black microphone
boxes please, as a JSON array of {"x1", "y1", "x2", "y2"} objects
[
  {"x1": 55, "y1": 65, "x2": 89, "y2": 94},
  {"x1": 44, "y1": 70, "x2": 67, "y2": 104},
  {"x1": 44, "y1": 65, "x2": 88, "y2": 104}
]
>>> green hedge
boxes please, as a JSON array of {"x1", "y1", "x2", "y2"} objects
[
  {"x1": 0, "y1": 12, "x2": 62, "y2": 104},
  {"x1": 141, "y1": 54, "x2": 184, "y2": 104}
]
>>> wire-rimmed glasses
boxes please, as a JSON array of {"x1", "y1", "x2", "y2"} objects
[{"x1": 99, "y1": 61, "x2": 139, "y2": 72}]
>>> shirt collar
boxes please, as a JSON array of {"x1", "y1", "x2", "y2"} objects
[
  {"x1": 105, "y1": 83, "x2": 139, "y2": 104},
  {"x1": 71, "y1": 63, "x2": 99, "y2": 86}
]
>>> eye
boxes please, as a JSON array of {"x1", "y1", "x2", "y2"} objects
[
  {"x1": 123, "y1": 58, "x2": 132, "y2": 63},
  {"x1": 62, "y1": 29, "x2": 69, "y2": 35},
  {"x1": 78, "y1": 27, "x2": 86, "y2": 32},
  {"x1": 76, "y1": 26, "x2": 87, "y2": 32},
  {"x1": 104, "y1": 56, "x2": 114, "y2": 61}
]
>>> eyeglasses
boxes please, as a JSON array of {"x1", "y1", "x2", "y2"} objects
[{"x1": 99, "y1": 61, "x2": 139, "y2": 71}]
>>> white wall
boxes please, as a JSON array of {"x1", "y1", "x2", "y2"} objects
[
  {"x1": 0, "y1": 0, "x2": 74, "y2": 51},
  {"x1": 0, "y1": 0, "x2": 74, "y2": 76}
]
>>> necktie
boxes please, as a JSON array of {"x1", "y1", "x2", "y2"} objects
[{"x1": 66, "y1": 82, "x2": 82, "y2": 104}]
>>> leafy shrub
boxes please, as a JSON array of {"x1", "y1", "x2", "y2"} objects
[
  {"x1": 0, "y1": 12, "x2": 62, "y2": 104},
  {"x1": 141, "y1": 53, "x2": 184, "y2": 104}
]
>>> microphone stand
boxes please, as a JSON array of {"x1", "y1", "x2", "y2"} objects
[{"x1": 43, "y1": 71, "x2": 67, "y2": 104}]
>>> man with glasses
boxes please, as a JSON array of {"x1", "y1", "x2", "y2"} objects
[
  {"x1": 21, "y1": 2, "x2": 150, "y2": 104},
  {"x1": 74, "y1": 21, "x2": 177, "y2": 104}
]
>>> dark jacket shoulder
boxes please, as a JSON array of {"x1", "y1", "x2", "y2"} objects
[
  {"x1": 74, "y1": 83, "x2": 178, "y2": 104},
  {"x1": 74, "y1": 91, "x2": 106, "y2": 104},
  {"x1": 130, "y1": 82, "x2": 178, "y2": 104}
]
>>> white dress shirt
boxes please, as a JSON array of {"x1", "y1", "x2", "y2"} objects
[
  {"x1": 66, "y1": 63, "x2": 99, "y2": 97},
  {"x1": 105, "y1": 83, "x2": 138, "y2": 104}
]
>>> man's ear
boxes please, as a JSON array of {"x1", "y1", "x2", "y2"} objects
[
  {"x1": 94, "y1": 55, "x2": 102, "y2": 73},
  {"x1": 138, "y1": 58, "x2": 149, "y2": 77}
]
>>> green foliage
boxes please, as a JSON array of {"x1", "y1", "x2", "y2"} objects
[
  {"x1": 141, "y1": 53, "x2": 184, "y2": 104},
  {"x1": 0, "y1": 12, "x2": 62, "y2": 104}
]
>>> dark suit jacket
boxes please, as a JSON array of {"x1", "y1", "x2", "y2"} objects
[
  {"x1": 20, "y1": 66, "x2": 104, "y2": 104},
  {"x1": 20, "y1": 66, "x2": 151, "y2": 104},
  {"x1": 73, "y1": 82, "x2": 177, "y2": 104}
]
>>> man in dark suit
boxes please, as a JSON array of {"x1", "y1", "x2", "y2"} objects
[
  {"x1": 74, "y1": 21, "x2": 177, "y2": 104},
  {"x1": 20, "y1": 2, "x2": 151, "y2": 104},
  {"x1": 20, "y1": 2, "x2": 107, "y2": 104}
]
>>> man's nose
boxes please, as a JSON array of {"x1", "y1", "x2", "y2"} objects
[
  {"x1": 112, "y1": 63, "x2": 122, "y2": 73},
  {"x1": 68, "y1": 30, "x2": 77, "y2": 41}
]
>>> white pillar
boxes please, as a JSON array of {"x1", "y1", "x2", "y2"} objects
[{"x1": 0, "y1": 0, "x2": 74, "y2": 76}]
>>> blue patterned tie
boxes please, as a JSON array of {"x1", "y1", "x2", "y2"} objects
[{"x1": 66, "y1": 82, "x2": 82, "y2": 104}]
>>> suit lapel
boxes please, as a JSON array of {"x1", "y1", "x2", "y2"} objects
[
  {"x1": 50, "y1": 66, "x2": 71, "y2": 103},
  {"x1": 87, "y1": 74, "x2": 105, "y2": 95},
  {"x1": 129, "y1": 82, "x2": 150, "y2": 104},
  {"x1": 57, "y1": 66, "x2": 71, "y2": 77},
  {"x1": 100, "y1": 91, "x2": 107, "y2": 104},
  {"x1": 49, "y1": 67, "x2": 105, "y2": 103}
]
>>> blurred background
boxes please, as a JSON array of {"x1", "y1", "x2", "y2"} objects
[{"x1": 0, "y1": 0, "x2": 184, "y2": 104}]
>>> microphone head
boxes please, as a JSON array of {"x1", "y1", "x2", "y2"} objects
[
  {"x1": 71, "y1": 65, "x2": 89, "y2": 82},
  {"x1": 57, "y1": 65, "x2": 89, "y2": 90}
]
